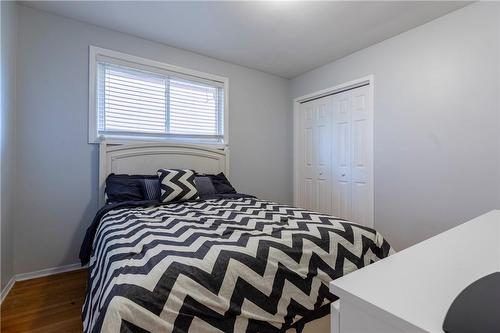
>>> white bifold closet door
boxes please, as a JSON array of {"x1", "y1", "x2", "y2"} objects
[
  {"x1": 297, "y1": 84, "x2": 372, "y2": 226},
  {"x1": 300, "y1": 96, "x2": 333, "y2": 214},
  {"x1": 332, "y1": 85, "x2": 372, "y2": 226}
]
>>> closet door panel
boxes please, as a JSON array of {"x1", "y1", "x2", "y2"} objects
[
  {"x1": 334, "y1": 94, "x2": 351, "y2": 182},
  {"x1": 333, "y1": 92, "x2": 352, "y2": 220},
  {"x1": 351, "y1": 87, "x2": 370, "y2": 183},
  {"x1": 299, "y1": 97, "x2": 332, "y2": 214},
  {"x1": 304, "y1": 178, "x2": 314, "y2": 211},
  {"x1": 352, "y1": 118, "x2": 368, "y2": 181},
  {"x1": 351, "y1": 181, "x2": 369, "y2": 225},
  {"x1": 316, "y1": 98, "x2": 332, "y2": 214},
  {"x1": 305, "y1": 127, "x2": 313, "y2": 166},
  {"x1": 351, "y1": 86, "x2": 372, "y2": 226},
  {"x1": 304, "y1": 124, "x2": 315, "y2": 200},
  {"x1": 334, "y1": 181, "x2": 352, "y2": 220},
  {"x1": 336, "y1": 122, "x2": 351, "y2": 181},
  {"x1": 318, "y1": 179, "x2": 331, "y2": 214},
  {"x1": 303, "y1": 104, "x2": 316, "y2": 211}
]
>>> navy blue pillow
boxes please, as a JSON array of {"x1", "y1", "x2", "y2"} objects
[
  {"x1": 105, "y1": 174, "x2": 157, "y2": 203},
  {"x1": 206, "y1": 173, "x2": 237, "y2": 194}
]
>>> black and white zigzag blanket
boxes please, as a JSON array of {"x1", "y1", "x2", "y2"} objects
[{"x1": 81, "y1": 196, "x2": 392, "y2": 333}]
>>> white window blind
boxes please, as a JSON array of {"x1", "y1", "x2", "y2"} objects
[{"x1": 95, "y1": 58, "x2": 225, "y2": 143}]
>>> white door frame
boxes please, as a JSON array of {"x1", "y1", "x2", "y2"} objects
[{"x1": 293, "y1": 75, "x2": 375, "y2": 227}]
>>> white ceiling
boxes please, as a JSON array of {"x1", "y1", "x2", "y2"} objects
[{"x1": 21, "y1": 1, "x2": 470, "y2": 78}]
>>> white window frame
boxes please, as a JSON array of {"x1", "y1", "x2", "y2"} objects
[{"x1": 88, "y1": 46, "x2": 229, "y2": 147}]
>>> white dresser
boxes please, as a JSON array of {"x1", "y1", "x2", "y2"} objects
[{"x1": 329, "y1": 210, "x2": 500, "y2": 333}]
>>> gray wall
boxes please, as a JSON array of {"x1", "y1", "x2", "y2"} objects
[
  {"x1": 14, "y1": 5, "x2": 291, "y2": 274},
  {"x1": 1, "y1": 1, "x2": 17, "y2": 290},
  {"x1": 292, "y1": 2, "x2": 500, "y2": 250},
  {"x1": 7, "y1": 2, "x2": 500, "y2": 276}
]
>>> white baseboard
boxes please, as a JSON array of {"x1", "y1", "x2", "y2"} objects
[
  {"x1": 15, "y1": 263, "x2": 83, "y2": 281},
  {"x1": 0, "y1": 262, "x2": 84, "y2": 304},
  {"x1": 0, "y1": 277, "x2": 15, "y2": 303}
]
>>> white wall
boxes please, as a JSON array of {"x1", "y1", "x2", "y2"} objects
[
  {"x1": 292, "y1": 2, "x2": 500, "y2": 250},
  {"x1": 1, "y1": 1, "x2": 17, "y2": 290},
  {"x1": 13, "y1": 5, "x2": 291, "y2": 274}
]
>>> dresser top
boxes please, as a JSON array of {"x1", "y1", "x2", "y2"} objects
[{"x1": 330, "y1": 210, "x2": 500, "y2": 333}]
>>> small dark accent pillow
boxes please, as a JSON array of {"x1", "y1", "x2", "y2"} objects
[
  {"x1": 158, "y1": 169, "x2": 200, "y2": 203},
  {"x1": 194, "y1": 176, "x2": 217, "y2": 196},
  {"x1": 207, "y1": 172, "x2": 237, "y2": 194},
  {"x1": 105, "y1": 174, "x2": 157, "y2": 203}
]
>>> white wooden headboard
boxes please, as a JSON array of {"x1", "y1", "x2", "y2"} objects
[{"x1": 99, "y1": 141, "x2": 229, "y2": 206}]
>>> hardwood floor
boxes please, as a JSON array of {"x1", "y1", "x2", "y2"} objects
[{"x1": 0, "y1": 269, "x2": 87, "y2": 333}]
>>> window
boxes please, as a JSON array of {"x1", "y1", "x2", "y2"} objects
[{"x1": 89, "y1": 47, "x2": 227, "y2": 145}]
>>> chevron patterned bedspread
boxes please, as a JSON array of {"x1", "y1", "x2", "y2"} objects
[{"x1": 82, "y1": 197, "x2": 392, "y2": 333}]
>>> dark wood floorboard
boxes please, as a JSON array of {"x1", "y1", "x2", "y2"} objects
[{"x1": 1, "y1": 269, "x2": 87, "y2": 333}]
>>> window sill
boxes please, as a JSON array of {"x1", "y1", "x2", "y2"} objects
[{"x1": 89, "y1": 134, "x2": 228, "y2": 150}]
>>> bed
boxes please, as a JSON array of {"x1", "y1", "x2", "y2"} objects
[{"x1": 80, "y1": 142, "x2": 392, "y2": 333}]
